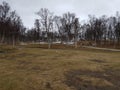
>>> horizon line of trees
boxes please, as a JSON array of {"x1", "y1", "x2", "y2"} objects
[
  {"x1": 0, "y1": 1, "x2": 120, "y2": 48},
  {"x1": 0, "y1": 1, "x2": 25, "y2": 47}
]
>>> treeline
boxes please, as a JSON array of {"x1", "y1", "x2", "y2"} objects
[
  {"x1": 0, "y1": 1, "x2": 120, "y2": 48},
  {"x1": 26, "y1": 9, "x2": 120, "y2": 48},
  {"x1": 0, "y1": 2, "x2": 26, "y2": 46},
  {"x1": 84, "y1": 14, "x2": 120, "y2": 47}
]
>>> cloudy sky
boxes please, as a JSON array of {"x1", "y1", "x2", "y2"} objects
[{"x1": 0, "y1": 0, "x2": 120, "y2": 28}]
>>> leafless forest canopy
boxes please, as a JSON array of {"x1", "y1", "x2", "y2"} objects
[{"x1": 0, "y1": 1, "x2": 120, "y2": 48}]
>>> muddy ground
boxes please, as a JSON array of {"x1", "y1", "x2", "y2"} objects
[{"x1": 65, "y1": 68, "x2": 120, "y2": 90}]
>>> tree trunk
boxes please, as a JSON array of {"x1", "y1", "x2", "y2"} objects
[
  {"x1": 48, "y1": 38, "x2": 52, "y2": 49},
  {"x1": 12, "y1": 35, "x2": 15, "y2": 48},
  {"x1": 74, "y1": 35, "x2": 78, "y2": 48},
  {"x1": 1, "y1": 31, "x2": 5, "y2": 44},
  {"x1": 75, "y1": 41, "x2": 77, "y2": 48}
]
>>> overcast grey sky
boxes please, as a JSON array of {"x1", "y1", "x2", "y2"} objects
[{"x1": 0, "y1": 0, "x2": 120, "y2": 28}]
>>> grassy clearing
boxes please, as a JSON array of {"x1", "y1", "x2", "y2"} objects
[{"x1": 0, "y1": 44, "x2": 120, "y2": 90}]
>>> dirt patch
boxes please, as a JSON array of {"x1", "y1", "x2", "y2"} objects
[
  {"x1": 31, "y1": 66, "x2": 42, "y2": 70},
  {"x1": 6, "y1": 53, "x2": 40, "y2": 60},
  {"x1": 18, "y1": 60, "x2": 32, "y2": 65},
  {"x1": 16, "y1": 53, "x2": 37, "y2": 57},
  {"x1": 16, "y1": 60, "x2": 32, "y2": 70},
  {"x1": 64, "y1": 69, "x2": 120, "y2": 90},
  {"x1": 90, "y1": 59, "x2": 106, "y2": 63},
  {"x1": 0, "y1": 51, "x2": 5, "y2": 53}
]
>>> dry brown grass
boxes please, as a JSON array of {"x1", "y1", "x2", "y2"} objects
[{"x1": 0, "y1": 44, "x2": 120, "y2": 90}]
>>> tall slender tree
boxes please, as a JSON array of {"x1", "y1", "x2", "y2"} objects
[{"x1": 36, "y1": 8, "x2": 54, "y2": 48}]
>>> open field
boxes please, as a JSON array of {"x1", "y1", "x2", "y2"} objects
[{"x1": 0, "y1": 44, "x2": 120, "y2": 90}]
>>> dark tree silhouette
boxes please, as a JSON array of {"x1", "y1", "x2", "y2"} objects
[
  {"x1": 36, "y1": 8, "x2": 54, "y2": 48},
  {"x1": 0, "y1": 1, "x2": 24, "y2": 47},
  {"x1": 34, "y1": 19, "x2": 41, "y2": 42}
]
